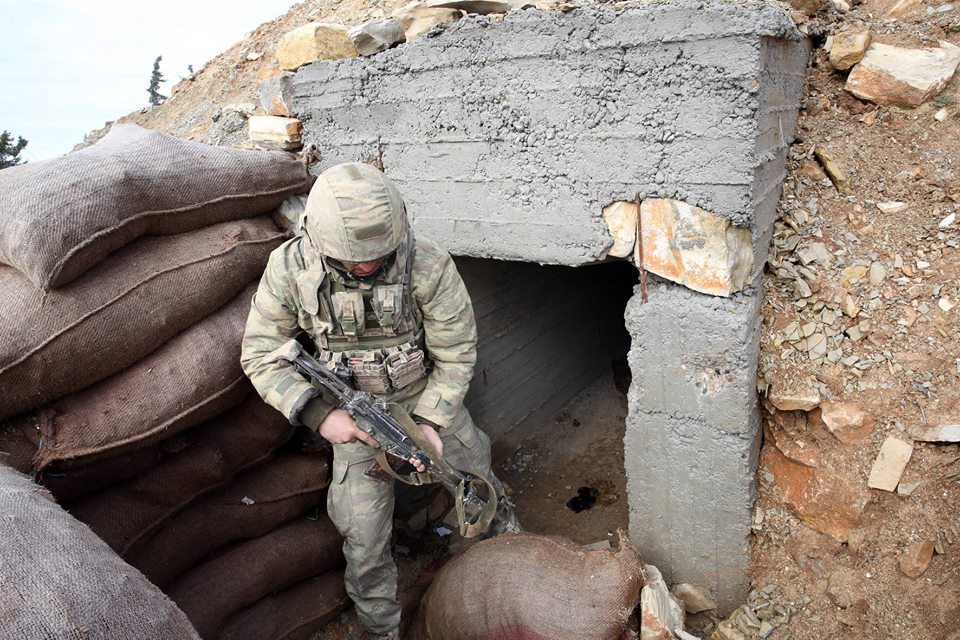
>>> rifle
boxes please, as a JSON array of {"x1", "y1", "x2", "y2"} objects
[{"x1": 264, "y1": 338, "x2": 513, "y2": 538}]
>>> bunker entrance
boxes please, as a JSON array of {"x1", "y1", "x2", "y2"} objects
[{"x1": 459, "y1": 256, "x2": 637, "y2": 544}]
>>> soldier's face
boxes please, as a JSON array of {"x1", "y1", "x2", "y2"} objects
[{"x1": 341, "y1": 259, "x2": 384, "y2": 277}]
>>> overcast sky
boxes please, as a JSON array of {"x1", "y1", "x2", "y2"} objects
[{"x1": 1, "y1": 1, "x2": 296, "y2": 161}]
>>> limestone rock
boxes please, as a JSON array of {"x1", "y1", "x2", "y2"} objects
[
  {"x1": 638, "y1": 198, "x2": 753, "y2": 297},
  {"x1": 276, "y1": 22, "x2": 358, "y2": 71},
  {"x1": 877, "y1": 200, "x2": 908, "y2": 214},
  {"x1": 899, "y1": 540, "x2": 935, "y2": 578},
  {"x1": 846, "y1": 42, "x2": 960, "y2": 107},
  {"x1": 819, "y1": 402, "x2": 875, "y2": 444},
  {"x1": 908, "y1": 423, "x2": 960, "y2": 442},
  {"x1": 829, "y1": 30, "x2": 872, "y2": 71},
  {"x1": 671, "y1": 583, "x2": 717, "y2": 614},
  {"x1": 427, "y1": 0, "x2": 512, "y2": 13},
  {"x1": 767, "y1": 384, "x2": 820, "y2": 411},
  {"x1": 349, "y1": 19, "x2": 406, "y2": 56},
  {"x1": 394, "y1": 1, "x2": 462, "y2": 41},
  {"x1": 602, "y1": 200, "x2": 638, "y2": 258},
  {"x1": 248, "y1": 115, "x2": 302, "y2": 151},
  {"x1": 814, "y1": 149, "x2": 851, "y2": 194},
  {"x1": 787, "y1": 0, "x2": 826, "y2": 15},
  {"x1": 867, "y1": 436, "x2": 913, "y2": 491},
  {"x1": 259, "y1": 74, "x2": 294, "y2": 117},
  {"x1": 762, "y1": 443, "x2": 869, "y2": 542},
  {"x1": 640, "y1": 565, "x2": 698, "y2": 640}
]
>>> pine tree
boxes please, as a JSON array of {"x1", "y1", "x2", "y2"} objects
[
  {"x1": 147, "y1": 55, "x2": 166, "y2": 106},
  {"x1": 0, "y1": 130, "x2": 28, "y2": 169}
]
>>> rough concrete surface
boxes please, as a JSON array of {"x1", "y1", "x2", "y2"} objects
[
  {"x1": 291, "y1": 0, "x2": 808, "y2": 613},
  {"x1": 291, "y1": 1, "x2": 805, "y2": 268},
  {"x1": 624, "y1": 279, "x2": 763, "y2": 611}
]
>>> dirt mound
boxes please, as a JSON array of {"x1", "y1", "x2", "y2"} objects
[{"x1": 80, "y1": 0, "x2": 412, "y2": 151}]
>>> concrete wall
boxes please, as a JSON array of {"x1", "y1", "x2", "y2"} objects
[
  {"x1": 457, "y1": 258, "x2": 633, "y2": 459},
  {"x1": 290, "y1": 0, "x2": 803, "y2": 266},
  {"x1": 290, "y1": 0, "x2": 808, "y2": 612}
]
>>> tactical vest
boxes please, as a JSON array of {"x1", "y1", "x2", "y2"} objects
[{"x1": 304, "y1": 232, "x2": 430, "y2": 395}]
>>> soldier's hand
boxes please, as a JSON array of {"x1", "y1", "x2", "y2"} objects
[
  {"x1": 410, "y1": 423, "x2": 443, "y2": 473},
  {"x1": 318, "y1": 409, "x2": 380, "y2": 448}
]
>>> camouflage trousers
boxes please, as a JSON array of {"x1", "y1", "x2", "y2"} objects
[{"x1": 326, "y1": 403, "x2": 503, "y2": 636}]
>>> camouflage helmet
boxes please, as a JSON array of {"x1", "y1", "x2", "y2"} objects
[{"x1": 302, "y1": 162, "x2": 408, "y2": 263}]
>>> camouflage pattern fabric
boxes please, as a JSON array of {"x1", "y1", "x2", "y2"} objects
[
  {"x1": 240, "y1": 233, "x2": 477, "y2": 439},
  {"x1": 302, "y1": 162, "x2": 407, "y2": 263},
  {"x1": 240, "y1": 162, "x2": 498, "y2": 636},
  {"x1": 328, "y1": 402, "x2": 502, "y2": 635}
]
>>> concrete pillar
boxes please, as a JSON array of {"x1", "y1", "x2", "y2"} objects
[{"x1": 624, "y1": 281, "x2": 763, "y2": 611}]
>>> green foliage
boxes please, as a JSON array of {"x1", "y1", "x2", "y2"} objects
[
  {"x1": 147, "y1": 55, "x2": 166, "y2": 106},
  {"x1": 932, "y1": 94, "x2": 957, "y2": 108},
  {"x1": 0, "y1": 130, "x2": 28, "y2": 169}
]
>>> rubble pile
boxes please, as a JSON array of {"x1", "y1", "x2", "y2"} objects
[
  {"x1": 0, "y1": 126, "x2": 349, "y2": 639},
  {"x1": 748, "y1": 0, "x2": 960, "y2": 636}
]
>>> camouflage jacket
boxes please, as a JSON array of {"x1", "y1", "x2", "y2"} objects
[{"x1": 240, "y1": 234, "x2": 476, "y2": 430}]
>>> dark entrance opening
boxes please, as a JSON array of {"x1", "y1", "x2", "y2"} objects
[{"x1": 458, "y1": 257, "x2": 637, "y2": 543}]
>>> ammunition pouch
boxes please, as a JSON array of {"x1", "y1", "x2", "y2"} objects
[
  {"x1": 348, "y1": 351, "x2": 392, "y2": 394},
  {"x1": 331, "y1": 290, "x2": 365, "y2": 338},
  {"x1": 385, "y1": 341, "x2": 428, "y2": 390},
  {"x1": 320, "y1": 340, "x2": 429, "y2": 395},
  {"x1": 372, "y1": 284, "x2": 404, "y2": 335}
]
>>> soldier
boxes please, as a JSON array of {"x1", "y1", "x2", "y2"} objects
[{"x1": 240, "y1": 162, "x2": 517, "y2": 640}]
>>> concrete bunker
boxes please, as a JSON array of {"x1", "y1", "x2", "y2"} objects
[{"x1": 288, "y1": 0, "x2": 809, "y2": 610}]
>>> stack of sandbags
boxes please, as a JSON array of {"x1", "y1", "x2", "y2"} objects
[
  {"x1": 0, "y1": 124, "x2": 350, "y2": 639},
  {"x1": 0, "y1": 464, "x2": 202, "y2": 639}
]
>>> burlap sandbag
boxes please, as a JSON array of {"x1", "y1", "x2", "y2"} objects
[
  {"x1": 43, "y1": 441, "x2": 167, "y2": 502},
  {"x1": 0, "y1": 421, "x2": 37, "y2": 474},
  {"x1": 410, "y1": 533, "x2": 646, "y2": 640},
  {"x1": 31, "y1": 281, "x2": 258, "y2": 470},
  {"x1": 5, "y1": 413, "x2": 174, "y2": 502},
  {"x1": 220, "y1": 570, "x2": 350, "y2": 640},
  {"x1": 0, "y1": 123, "x2": 309, "y2": 290},
  {"x1": 0, "y1": 217, "x2": 285, "y2": 420},
  {"x1": 128, "y1": 452, "x2": 331, "y2": 588},
  {"x1": 0, "y1": 464, "x2": 201, "y2": 639},
  {"x1": 68, "y1": 394, "x2": 295, "y2": 556},
  {"x1": 168, "y1": 514, "x2": 344, "y2": 639}
]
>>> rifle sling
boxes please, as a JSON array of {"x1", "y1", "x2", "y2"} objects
[{"x1": 373, "y1": 404, "x2": 498, "y2": 538}]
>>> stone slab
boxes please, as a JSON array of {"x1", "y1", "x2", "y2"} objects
[
  {"x1": 639, "y1": 198, "x2": 754, "y2": 297},
  {"x1": 276, "y1": 22, "x2": 357, "y2": 71},
  {"x1": 908, "y1": 423, "x2": 960, "y2": 442},
  {"x1": 867, "y1": 436, "x2": 914, "y2": 491},
  {"x1": 846, "y1": 41, "x2": 960, "y2": 107}
]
